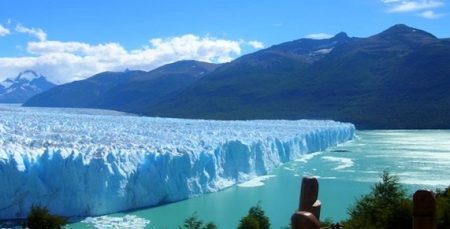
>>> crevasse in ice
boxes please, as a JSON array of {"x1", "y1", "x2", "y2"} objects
[{"x1": 0, "y1": 105, "x2": 354, "y2": 219}]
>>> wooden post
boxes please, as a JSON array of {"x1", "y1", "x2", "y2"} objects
[
  {"x1": 291, "y1": 211, "x2": 320, "y2": 229},
  {"x1": 413, "y1": 189, "x2": 436, "y2": 229},
  {"x1": 291, "y1": 176, "x2": 321, "y2": 229},
  {"x1": 298, "y1": 176, "x2": 321, "y2": 220}
]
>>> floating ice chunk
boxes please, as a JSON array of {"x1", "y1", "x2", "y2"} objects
[
  {"x1": 238, "y1": 175, "x2": 276, "y2": 188},
  {"x1": 82, "y1": 215, "x2": 150, "y2": 229},
  {"x1": 319, "y1": 176, "x2": 337, "y2": 180},
  {"x1": 322, "y1": 156, "x2": 354, "y2": 170},
  {"x1": 294, "y1": 152, "x2": 322, "y2": 163},
  {"x1": 283, "y1": 167, "x2": 295, "y2": 171}
]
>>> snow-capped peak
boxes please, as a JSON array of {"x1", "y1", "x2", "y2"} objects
[
  {"x1": 0, "y1": 79, "x2": 14, "y2": 88},
  {"x1": 15, "y1": 70, "x2": 41, "y2": 81},
  {"x1": 0, "y1": 70, "x2": 56, "y2": 103}
]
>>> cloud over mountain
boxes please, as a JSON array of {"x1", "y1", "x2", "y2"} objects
[{"x1": 0, "y1": 32, "x2": 263, "y2": 83}]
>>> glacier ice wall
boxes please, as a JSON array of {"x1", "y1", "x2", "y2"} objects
[{"x1": 0, "y1": 105, "x2": 354, "y2": 219}]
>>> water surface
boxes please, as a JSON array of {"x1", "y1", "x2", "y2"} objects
[{"x1": 71, "y1": 130, "x2": 450, "y2": 228}]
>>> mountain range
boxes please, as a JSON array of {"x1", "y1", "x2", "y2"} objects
[
  {"x1": 24, "y1": 61, "x2": 218, "y2": 111},
  {"x1": 0, "y1": 70, "x2": 56, "y2": 103},
  {"x1": 23, "y1": 24, "x2": 450, "y2": 129}
]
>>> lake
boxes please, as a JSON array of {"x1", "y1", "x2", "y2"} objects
[{"x1": 70, "y1": 130, "x2": 450, "y2": 228}]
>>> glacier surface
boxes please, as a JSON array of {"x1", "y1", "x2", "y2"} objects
[{"x1": 0, "y1": 105, "x2": 354, "y2": 219}]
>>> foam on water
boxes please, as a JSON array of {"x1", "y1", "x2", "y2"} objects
[
  {"x1": 294, "y1": 152, "x2": 322, "y2": 163},
  {"x1": 81, "y1": 215, "x2": 150, "y2": 229},
  {"x1": 319, "y1": 176, "x2": 337, "y2": 180},
  {"x1": 321, "y1": 156, "x2": 354, "y2": 170},
  {"x1": 238, "y1": 175, "x2": 277, "y2": 188}
]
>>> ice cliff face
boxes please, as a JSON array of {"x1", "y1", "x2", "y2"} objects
[{"x1": 0, "y1": 105, "x2": 354, "y2": 219}]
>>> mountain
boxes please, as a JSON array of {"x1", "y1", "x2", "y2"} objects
[
  {"x1": 24, "y1": 61, "x2": 219, "y2": 111},
  {"x1": 145, "y1": 24, "x2": 450, "y2": 129},
  {"x1": 24, "y1": 70, "x2": 145, "y2": 108},
  {"x1": 0, "y1": 70, "x2": 56, "y2": 103},
  {"x1": 24, "y1": 24, "x2": 450, "y2": 129}
]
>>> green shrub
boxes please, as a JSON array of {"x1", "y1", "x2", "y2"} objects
[
  {"x1": 436, "y1": 186, "x2": 450, "y2": 229},
  {"x1": 179, "y1": 213, "x2": 217, "y2": 229},
  {"x1": 26, "y1": 205, "x2": 67, "y2": 229},
  {"x1": 237, "y1": 203, "x2": 270, "y2": 229},
  {"x1": 204, "y1": 222, "x2": 218, "y2": 229},
  {"x1": 344, "y1": 171, "x2": 412, "y2": 229},
  {"x1": 238, "y1": 216, "x2": 260, "y2": 229}
]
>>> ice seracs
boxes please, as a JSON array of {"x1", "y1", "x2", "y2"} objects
[{"x1": 0, "y1": 105, "x2": 355, "y2": 219}]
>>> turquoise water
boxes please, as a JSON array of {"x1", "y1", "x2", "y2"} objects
[{"x1": 70, "y1": 130, "x2": 450, "y2": 228}]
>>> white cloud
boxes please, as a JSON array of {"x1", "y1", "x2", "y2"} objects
[
  {"x1": 272, "y1": 23, "x2": 284, "y2": 27},
  {"x1": 305, "y1": 33, "x2": 333, "y2": 40},
  {"x1": 382, "y1": 0, "x2": 401, "y2": 2},
  {"x1": 0, "y1": 34, "x2": 261, "y2": 84},
  {"x1": 247, "y1": 40, "x2": 264, "y2": 49},
  {"x1": 0, "y1": 24, "x2": 10, "y2": 37},
  {"x1": 418, "y1": 9, "x2": 445, "y2": 18},
  {"x1": 15, "y1": 24, "x2": 47, "y2": 41},
  {"x1": 384, "y1": 0, "x2": 444, "y2": 13}
]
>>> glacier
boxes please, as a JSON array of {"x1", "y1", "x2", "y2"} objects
[{"x1": 0, "y1": 105, "x2": 354, "y2": 219}]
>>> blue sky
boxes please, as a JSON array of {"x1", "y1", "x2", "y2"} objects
[{"x1": 0, "y1": 0, "x2": 448, "y2": 83}]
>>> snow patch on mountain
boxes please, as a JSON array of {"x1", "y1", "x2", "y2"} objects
[
  {"x1": 0, "y1": 70, "x2": 56, "y2": 103},
  {"x1": 314, "y1": 48, "x2": 333, "y2": 54}
]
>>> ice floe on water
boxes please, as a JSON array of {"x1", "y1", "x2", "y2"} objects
[
  {"x1": 321, "y1": 156, "x2": 354, "y2": 170},
  {"x1": 294, "y1": 152, "x2": 322, "y2": 163},
  {"x1": 238, "y1": 175, "x2": 277, "y2": 188},
  {"x1": 81, "y1": 215, "x2": 150, "y2": 229},
  {"x1": 319, "y1": 176, "x2": 337, "y2": 180}
]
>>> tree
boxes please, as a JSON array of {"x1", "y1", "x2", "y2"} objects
[
  {"x1": 204, "y1": 222, "x2": 218, "y2": 229},
  {"x1": 179, "y1": 213, "x2": 217, "y2": 229},
  {"x1": 237, "y1": 203, "x2": 270, "y2": 229},
  {"x1": 238, "y1": 216, "x2": 260, "y2": 229},
  {"x1": 436, "y1": 186, "x2": 450, "y2": 229},
  {"x1": 26, "y1": 205, "x2": 67, "y2": 229},
  {"x1": 344, "y1": 171, "x2": 412, "y2": 229}
]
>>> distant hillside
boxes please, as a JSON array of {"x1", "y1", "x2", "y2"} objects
[
  {"x1": 146, "y1": 24, "x2": 450, "y2": 129},
  {"x1": 24, "y1": 61, "x2": 219, "y2": 111},
  {"x1": 0, "y1": 70, "x2": 56, "y2": 103},
  {"x1": 24, "y1": 25, "x2": 450, "y2": 129}
]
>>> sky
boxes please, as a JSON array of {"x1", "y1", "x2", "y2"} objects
[{"x1": 0, "y1": 0, "x2": 448, "y2": 83}]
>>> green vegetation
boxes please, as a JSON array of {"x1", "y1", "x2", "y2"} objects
[
  {"x1": 320, "y1": 218, "x2": 339, "y2": 228},
  {"x1": 343, "y1": 171, "x2": 450, "y2": 229},
  {"x1": 237, "y1": 203, "x2": 270, "y2": 229},
  {"x1": 343, "y1": 171, "x2": 412, "y2": 229},
  {"x1": 179, "y1": 212, "x2": 217, "y2": 229},
  {"x1": 26, "y1": 205, "x2": 67, "y2": 229},
  {"x1": 436, "y1": 186, "x2": 450, "y2": 228},
  {"x1": 180, "y1": 204, "x2": 271, "y2": 229},
  {"x1": 179, "y1": 173, "x2": 450, "y2": 229},
  {"x1": 26, "y1": 25, "x2": 450, "y2": 129},
  {"x1": 146, "y1": 25, "x2": 450, "y2": 129}
]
